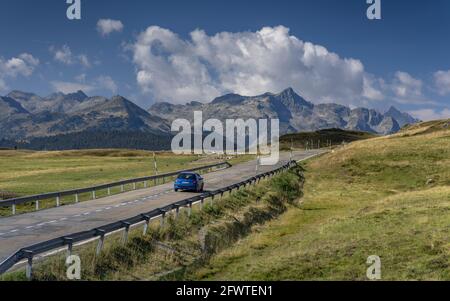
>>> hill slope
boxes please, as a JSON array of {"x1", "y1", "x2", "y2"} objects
[{"x1": 188, "y1": 119, "x2": 450, "y2": 280}]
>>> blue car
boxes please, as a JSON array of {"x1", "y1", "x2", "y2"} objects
[{"x1": 174, "y1": 172, "x2": 204, "y2": 192}]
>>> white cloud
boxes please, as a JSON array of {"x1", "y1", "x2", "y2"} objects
[
  {"x1": 130, "y1": 25, "x2": 381, "y2": 105},
  {"x1": 78, "y1": 54, "x2": 91, "y2": 68},
  {"x1": 434, "y1": 70, "x2": 450, "y2": 96},
  {"x1": 0, "y1": 53, "x2": 39, "y2": 78},
  {"x1": 96, "y1": 75, "x2": 118, "y2": 94},
  {"x1": 408, "y1": 108, "x2": 450, "y2": 121},
  {"x1": 0, "y1": 78, "x2": 8, "y2": 93},
  {"x1": 50, "y1": 45, "x2": 91, "y2": 68},
  {"x1": 51, "y1": 75, "x2": 118, "y2": 94},
  {"x1": 51, "y1": 45, "x2": 73, "y2": 65},
  {"x1": 392, "y1": 71, "x2": 423, "y2": 98},
  {"x1": 0, "y1": 53, "x2": 39, "y2": 92},
  {"x1": 97, "y1": 19, "x2": 124, "y2": 36},
  {"x1": 50, "y1": 81, "x2": 95, "y2": 94}
]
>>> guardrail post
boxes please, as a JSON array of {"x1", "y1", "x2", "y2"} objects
[
  {"x1": 188, "y1": 202, "x2": 193, "y2": 217},
  {"x1": 64, "y1": 237, "x2": 74, "y2": 257},
  {"x1": 175, "y1": 206, "x2": 180, "y2": 219},
  {"x1": 162, "y1": 177, "x2": 165, "y2": 184},
  {"x1": 92, "y1": 190, "x2": 96, "y2": 200},
  {"x1": 12, "y1": 203, "x2": 16, "y2": 215},
  {"x1": 35, "y1": 200, "x2": 39, "y2": 211},
  {"x1": 56, "y1": 195, "x2": 61, "y2": 207},
  {"x1": 210, "y1": 195, "x2": 214, "y2": 206},
  {"x1": 142, "y1": 215, "x2": 150, "y2": 235},
  {"x1": 75, "y1": 193, "x2": 79, "y2": 203},
  {"x1": 121, "y1": 222, "x2": 131, "y2": 244},
  {"x1": 107, "y1": 187, "x2": 111, "y2": 195},
  {"x1": 96, "y1": 230, "x2": 106, "y2": 255},
  {"x1": 121, "y1": 184, "x2": 124, "y2": 192},
  {"x1": 144, "y1": 181, "x2": 148, "y2": 188},
  {"x1": 200, "y1": 198, "x2": 204, "y2": 210},
  {"x1": 133, "y1": 182, "x2": 137, "y2": 190},
  {"x1": 160, "y1": 211, "x2": 166, "y2": 228},
  {"x1": 23, "y1": 250, "x2": 33, "y2": 280}
]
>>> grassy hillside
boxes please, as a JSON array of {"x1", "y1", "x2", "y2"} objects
[
  {"x1": 280, "y1": 129, "x2": 376, "y2": 150},
  {"x1": 188, "y1": 119, "x2": 450, "y2": 280}
]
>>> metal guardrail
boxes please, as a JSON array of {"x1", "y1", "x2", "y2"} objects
[
  {"x1": 0, "y1": 162, "x2": 231, "y2": 215},
  {"x1": 0, "y1": 160, "x2": 298, "y2": 278}
]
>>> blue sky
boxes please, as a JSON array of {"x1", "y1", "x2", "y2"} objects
[{"x1": 0, "y1": 0, "x2": 449, "y2": 120}]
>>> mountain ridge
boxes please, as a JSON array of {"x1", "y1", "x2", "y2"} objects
[
  {"x1": 149, "y1": 88, "x2": 419, "y2": 135},
  {"x1": 1, "y1": 88, "x2": 420, "y2": 143}
]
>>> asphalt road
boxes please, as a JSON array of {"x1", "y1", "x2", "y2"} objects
[{"x1": 0, "y1": 150, "x2": 323, "y2": 263}]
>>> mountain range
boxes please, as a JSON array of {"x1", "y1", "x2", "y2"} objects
[
  {"x1": 0, "y1": 88, "x2": 419, "y2": 149},
  {"x1": 149, "y1": 88, "x2": 419, "y2": 135}
]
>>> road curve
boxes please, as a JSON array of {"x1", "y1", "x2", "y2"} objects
[{"x1": 0, "y1": 150, "x2": 323, "y2": 263}]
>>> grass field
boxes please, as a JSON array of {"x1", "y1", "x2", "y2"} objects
[
  {"x1": 0, "y1": 149, "x2": 253, "y2": 198},
  {"x1": 188, "y1": 119, "x2": 450, "y2": 280}
]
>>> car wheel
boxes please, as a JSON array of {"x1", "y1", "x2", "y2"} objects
[{"x1": 174, "y1": 189, "x2": 178, "y2": 192}]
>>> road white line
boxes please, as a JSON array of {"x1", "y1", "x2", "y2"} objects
[
  {"x1": 83, "y1": 212, "x2": 90, "y2": 216},
  {"x1": 0, "y1": 233, "x2": 5, "y2": 236},
  {"x1": 25, "y1": 226, "x2": 35, "y2": 229},
  {"x1": 48, "y1": 220, "x2": 57, "y2": 224},
  {"x1": 59, "y1": 218, "x2": 68, "y2": 221},
  {"x1": 105, "y1": 207, "x2": 112, "y2": 210},
  {"x1": 9, "y1": 229, "x2": 18, "y2": 233},
  {"x1": 74, "y1": 214, "x2": 81, "y2": 218}
]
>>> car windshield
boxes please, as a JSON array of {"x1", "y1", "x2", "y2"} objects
[{"x1": 177, "y1": 174, "x2": 196, "y2": 180}]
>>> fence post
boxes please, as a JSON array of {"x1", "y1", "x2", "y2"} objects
[
  {"x1": 96, "y1": 230, "x2": 106, "y2": 255},
  {"x1": 122, "y1": 222, "x2": 131, "y2": 244},
  {"x1": 24, "y1": 250, "x2": 33, "y2": 280}
]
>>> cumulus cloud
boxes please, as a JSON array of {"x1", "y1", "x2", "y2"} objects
[
  {"x1": 408, "y1": 108, "x2": 450, "y2": 121},
  {"x1": 0, "y1": 53, "x2": 39, "y2": 92},
  {"x1": 97, "y1": 19, "x2": 124, "y2": 36},
  {"x1": 434, "y1": 70, "x2": 450, "y2": 96},
  {"x1": 130, "y1": 25, "x2": 383, "y2": 105},
  {"x1": 0, "y1": 53, "x2": 39, "y2": 78},
  {"x1": 386, "y1": 71, "x2": 438, "y2": 106},
  {"x1": 50, "y1": 45, "x2": 91, "y2": 68}
]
